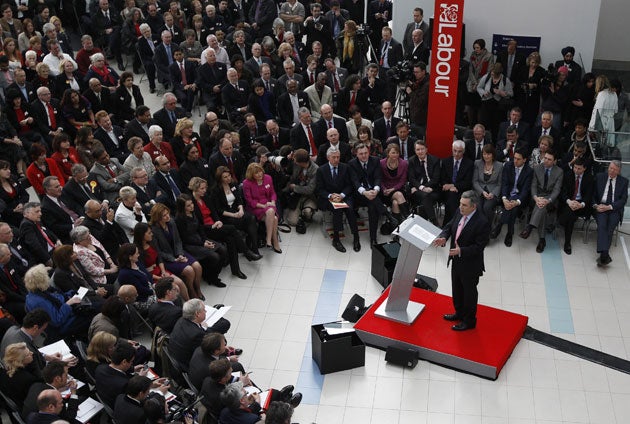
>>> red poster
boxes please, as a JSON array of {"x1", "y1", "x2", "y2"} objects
[{"x1": 426, "y1": 1, "x2": 465, "y2": 158}]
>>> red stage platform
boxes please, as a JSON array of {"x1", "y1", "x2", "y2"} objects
[{"x1": 354, "y1": 287, "x2": 528, "y2": 379}]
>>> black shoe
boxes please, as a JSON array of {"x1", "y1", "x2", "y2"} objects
[
  {"x1": 598, "y1": 255, "x2": 612, "y2": 266},
  {"x1": 353, "y1": 236, "x2": 361, "y2": 252},
  {"x1": 288, "y1": 392, "x2": 302, "y2": 408},
  {"x1": 452, "y1": 321, "x2": 476, "y2": 331},
  {"x1": 279, "y1": 385, "x2": 294, "y2": 401},
  {"x1": 370, "y1": 239, "x2": 378, "y2": 248},
  {"x1": 233, "y1": 271, "x2": 247, "y2": 279},
  {"x1": 504, "y1": 233, "x2": 513, "y2": 247},
  {"x1": 296, "y1": 219, "x2": 306, "y2": 234},
  {"x1": 536, "y1": 238, "x2": 546, "y2": 253},
  {"x1": 117, "y1": 62, "x2": 125, "y2": 71},
  {"x1": 564, "y1": 243, "x2": 572, "y2": 255},
  {"x1": 332, "y1": 238, "x2": 346, "y2": 253},
  {"x1": 213, "y1": 304, "x2": 224, "y2": 309},
  {"x1": 490, "y1": 225, "x2": 501, "y2": 239},
  {"x1": 278, "y1": 222, "x2": 291, "y2": 233},
  {"x1": 443, "y1": 313, "x2": 460, "y2": 321},
  {"x1": 244, "y1": 250, "x2": 262, "y2": 261},
  {"x1": 212, "y1": 280, "x2": 227, "y2": 287},
  {"x1": 520, "y1": 226, "x2": 532, "y2": 239}
]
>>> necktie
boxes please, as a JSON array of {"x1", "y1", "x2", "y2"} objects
[
  {"x1": 306, "y1": 125, "x2": 316, "y2": 155},
  {"x1": 452, "y1": 160, "x2": 459, "y2": 183},
  {"x1": 333, "y1": 74, "x2": 340, "y2": 92},
  {"x1": 227, "y1": 157, "x2": 235, "y2": 180},
  {"x1": 401, "y1": 140, "x2": 407, "y2": 159},
  {"x1": 148, "y1": 38, "x2": 155, "y2": 52},
  {"x1": 327, "y1": 121, "x2": 332, "y2": 129},
  {"x1": 265, "y1": 80, "x2": 270, "y2": 92},
  {"x1": 543, "y1": 128, "x2": 548, "y2": 136},
  {"x1": 386, "y1": 120, "x2": 391, "y2": 138},
  {"x1": 508, "y1": 54, "x2": 514, "y2": 76},
  {"x1": 606, "y1": 178, "x2": 613, "y2": 204},
  {"x1": 165, "y1": 173, "x2": 181, "y2": 199},
  {"x1": 573, "y1": 176, "x2": 580, "y2": 200},
  {"x1": 166, "y1": 44, "x2": 173, "y2": 65},
  {"x1": 510, "y1": 167, "x2": 520, "y2": 197},
  {"x1": 455, "y1": 215, "x2": 468, "y2": 241},
  {"x1": 9, "y1": 246, "x2": 27, "y2": 267},
  {"x1": 59, "y1": 200, "x2": 79, "y2": 221},
  {"x1": 349, "y1": 91, "x2": 356, "y2": 108},
  {"x1": 415, "y1": 23, "x2": 419, "y2": 30},
  {"x1": 106, "y1": 165, "x2": 116, "y2": 178},
  {"x1": 419, "y1": 160, "x2": 427, "y2": 183},
  {"x1": 363, "y1": 162, "x2": 368, "y2": 172},
  {"x1": 476, "y1": 144, "x2": 482, "y2": 160},
  {"x1": 3, "y1": 268, "x2": 17, "y2": 291},
  {"x1": 180, "y1": 63, "x2": 187, "y2": 85},
  {"x1": 332, "y1": 166, "x2": 338, "y2": 179},
  {"x1": 37, "y1": 224, "x2": 55, "y2": 248},
  {"x1": 46, "y1": 103, "x2": 56, "y2": 129},
  {"x1": 170, "y1": 110, "x2": 176, "y2": 123},
  {"x1": 544, "y1": 168, "x2": 550, "y2": 190},
  {"x1": 273, "y1": 135, "x2": 278, "y2": 148},
  {"x1": 381, "y1": 41, "x2": 389, "y2": 66},
  {"x1": 309, "y1": 72, "x2": 314, "y2": 84}
]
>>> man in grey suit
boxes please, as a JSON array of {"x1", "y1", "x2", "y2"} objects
[
  {"x1": 88, "y1": 147, "x2": 131, "y2": 204},
  {"x1": 519, "y1": 150, "x2": 563, "y2": 252},
  {"x1": 403, "y1": 7, "x2": 430, "y2": 54}
]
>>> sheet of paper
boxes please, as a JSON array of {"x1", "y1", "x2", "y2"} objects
[
  {"x1": 76, "y1": 287, "x2": 89, "y2": 299},
  {"x1": 60, "y1": 378, "x2": 86, "y2": 397},
  {"x1": 38, "y1": 339, "x2": 75, "y2": 361},
  {"x1": 259, "y1": 390, "x2": 272, "y2": 409},
  {"x1": 330, "y1": 201, "x2": 349, "y2": 209},
  {"x1": 204, "y1": 305, "x2": 232, "y2": 327},
  {"x1": 408, "y1": 224, "x2": 438, "y2": 244},
  {"x1": 151, "y1": 388, "x2": 177, "y2": 402},
  {"x1": 76, "y1": 397, "x2": 104, "y2": 423}
]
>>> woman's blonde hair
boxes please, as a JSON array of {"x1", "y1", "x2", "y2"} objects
[
  {"x1": 149, "y1": 202, "x2": 170, "y2": 226},
  {"x1": 24, "y1": 264, "x2": 51, "y2": 292},
  {"x1": 3, "y1": 342, "x2": 30, "y2": 377},
  {"x1": 188, "y1": 176, "x2": 208, "y2": 193},
  {"x1": 245, "y1": 162, "x2": 264, "y2": 181},
  {"x1": 174, "y1": 118, "x2": 194, "y2": 137},
  {"x1": 87, "y1": 331, "x2": 117, "y2": 364}
]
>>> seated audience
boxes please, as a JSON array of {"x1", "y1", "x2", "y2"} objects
[
  {"x1": 19, "y1": 202, "x2": 60, "y2": 267},
  {"x1": 242, "y1": 162, "x2": 282, "y2": 253},
  {"x1": 115, "y1": 186, "x2": 149, "y2": 242},
  {"x1": 0, "y1": 342, "x2": 42, "y2": 406},
  {"x1": 71, "y1": 225, "x2": 118, "y2": 287},
  {"x1": 190, "y1": 333, "x2": 245, "y2": 391},
  {"x1": 380, "y1": 143, "x2": 409, "y2": 223},
  {"x1": 86, "y1": 330, "x2": 117, "y2": 378},
  {"x1": 147, "y1": 278, "x2": 184, "y2": 333},
  {"x1": 472, "y1": 144, "x2": 503, "y2": 219},
  {"x1": 117, "y1": 243, "x2": 157, "y2": 313}
]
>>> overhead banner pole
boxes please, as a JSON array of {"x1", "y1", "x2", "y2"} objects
[{"x1": 426, "y1": 1, "x2": 465, "y2": 158}]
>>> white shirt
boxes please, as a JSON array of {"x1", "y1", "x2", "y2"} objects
[{"x1": 42, "y1": 52, "x2": 77, "y2": 76}]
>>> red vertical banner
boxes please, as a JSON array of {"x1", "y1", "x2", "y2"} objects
[{"x1": 426, "y1": 1, "x2": 465, "y2": 158}]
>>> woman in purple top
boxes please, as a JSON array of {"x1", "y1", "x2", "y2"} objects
[
  {"x1": 380, "y1": 143, "x2": 410, "y2": 221},
  {"x1": 242, "y1": 162, "x2": 282, "y2": 253}
]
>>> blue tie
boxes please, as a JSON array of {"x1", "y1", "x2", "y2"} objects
[
  {"x1": 166, "y1": 44, "x2": 173, "y2": 65},
  {"x1": 452, "y1": 160, "x2": 459, "y2": 183},
  {"x1": 165, "y1": 173, "x2": 180, "y2": 199}
]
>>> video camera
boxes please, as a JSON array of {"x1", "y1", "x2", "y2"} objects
[
  {"x1": 267, "y1": 154, "x2": 288, "y2": 167},
  {"x1": 386, "y1": 60, "x2": 414, "y2": 83},
  {"x1": 356, "y1": 23, "x2": 371, "y2": 36}
]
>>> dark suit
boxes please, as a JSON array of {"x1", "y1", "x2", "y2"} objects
[
  {"x1": 247, "y1": 0, "x2": 277, "y2": 39},
  {"x1": 195, "y1": 62, "x2": 228, "y2": 111},
  {"x1": 276, "y1": 91, "x2": 310, "y2": 128},
  {"x1": 262, "y1": 128, "x2": 290, "y2": 152},
  {"x1": 221, "y1": 80, "x2": 250, "y2": 126},
  {"x1": 94, "y1": 125, "x2": 128, "y2": 163},
  {"x1": 464, "y1": 139, "x2": 492, "y2": 162},
  {"x1": 6, "y1": 82, "x2": 36, "y2": 104},
  {"x1": 40, "y1": 196, "x2": 75, "y2": 245},
  {"x1": 438, "y1": 209, "x2": 490, "y2": 326},
  {"x1": 403, "y1": 20, "x2": 430, "y2": 54},
  {"x1": 168, "y1": 317, "x2": 230, "y2": 371},
  {"x1": 593, "y1": 172, "x2": 629, "y2": 255},
  {"x1": 496, "y1": 139, "x2": 529, "y2": 163},
  {"x1": 82, "y1": 216, "x2": 126, "y2": 258},
  {"x1": 29, "y1": 99, "x2": 62, "y2": 145},
  {"x1": 123, "y1": 118, "x2": 154, "y2": 145},
  {"x1": 405, "y1": 42, "x2": 430, "y2": 64},
  {"x1": 94, "y1": 364, "x2": 130, "y2": 408},
  {"x1": 113, "y1": 84, "x2": 144, "y2": 123},
  {"x1": 372, "y1": 116, "x2": 401, "y2": 144},
  {"x1": 148, "y1": 301, "x2": 181, "y2": 334},
  {"x1": 238, "y1": 121, "x2": 267, "y2": 160},
  {"x1": 113, "y1": 394, "x2": 145, "y2": 424},
  {"x1": 497, "y1": 120, "x2": 531, "y2": 146},
  {"x1": 559, "y1": 170, "x2": 594, "y2": 244},
  {"x1": 304, "y1": 17, "x2": 333, "y2": 57},
  {"x1": 0, "y1": 262, "x2": 27, "y2": 322},
  {"x1": 349, "y1": 156, "x2": 386, "y2": 241},
  {"x1": 529, "y1": 125, "x2": 560, "y2": 147},
  {"x1": 290, "y1": 123, "x2": 317, "y2": 155},
  {"x1": 82, "y1": 88, "x2": 114, "y2": 116},
  {"x1": 137, "y1": 36, "x2": 158, "y2": 89},
  {"x1": 22, "y1": 382, "x2": 79, "y2": 422},
  {"x1": 316, "y1": 162, "x2": 358, "y2": 236},
  {"x1": 152, "y1": 107, "x2": 190, "y2": 141},
  {"x1": 440, "y1": 157, "x2": 474, "y2": 225},
  {"x1": 131, "y1": 181, "x2": 161, "y2": 215},
  {"x1": 384, "y1": 136, "x2": 416, "y2": 161},
  {"x1": 408, "y1": 154, "x2": 441, "y2": 222},
  {"x1": 169, "y1": 60, "x2": 198, "y2": 112},
  {"x1": 61, "y1": 178, "x2": 103, "y2": 215},
  {"x1": 375, "y1": 38, "x2": 403, "y2": 71},
  {"x1": 312, "y1": 117, "x2": 349, "y2": 146},
  {"x1": 336, "y1": 87, "x2": 369, "y2": 120},
  {"x1": 151, "y1": 170, "x2": 185, "y2": 210},
  {"x1": 325, "y1": 67, "x2": 348, "y2": 94},
  {"x1": 18, "y1": 218, "x2": 58, "y2": 265},
  {"x1": 498, "y1": 162, "x2": 534, "y2": 235},
  {"x1": 152, "y1": 42, "x2": 176, "y2": 85},
  {"x1": 244, "y1": 56, "x2": 272, "y2": 79},
  {"x1": 188, "y1": 346, "x2": 244, "y2": 391},
  {"x1": 208, "y1": 151, "x2": 247, "y2": 183},
  {"x1": 496, "y1": 51, "x2": 526, "y2": 84},
  {"x1": 316, "y1": 142, "x2": 352, "y2": 166}
]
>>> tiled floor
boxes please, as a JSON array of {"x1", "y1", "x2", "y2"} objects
[{"x1": 137, "y1": 73, "x2": 630, "y2": 424}]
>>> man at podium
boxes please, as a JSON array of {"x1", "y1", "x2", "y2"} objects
[{"x1": 433, "y1": 191, "x2": 490, "y2": 331}]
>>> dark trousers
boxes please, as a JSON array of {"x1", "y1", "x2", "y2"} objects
[
  {"x1": 595, "y1": 210, "x2": 621, "y2": 254},
  {"x1": 356, "y1": 195, "x2": 386, "y2": 241},
  {"x1": 559, "y1": 205, "x2": 591, "y2": 243},
  {"x1": 411, "y1": 190, "x2": 438, "y2": 221},
  {"x1": 451, "y1": 265, "x2": 479, "y2": 324},
  {"x1": 442, "y1": 191, "x2": 462, "y2": 226},
  {"x1": 221, "y1": 212, "x2": 259, "y2": 252},
  {"x1": 174, "y1": 87, "x2": 195, "y2": 112},
  {"x1": 319, "y1": 197, "x2": 359, "y2": 237},
  {"x1": 204, "y1": 224, "x2": 247, "y2": 274},
  {"x1": 499, "y1": 198, "x2": 525, "y2": 234}
]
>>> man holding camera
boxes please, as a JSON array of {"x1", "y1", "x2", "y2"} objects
[
  {"x1": 283, "y1": 149, "x2": 318, "y2": 232},
  {"x1": 406, "y1": 62, "x2": 430, "y2": 138}
]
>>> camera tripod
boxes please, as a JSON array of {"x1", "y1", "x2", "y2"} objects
[{"x1": 394, "y1": 83, "x2": 410, "y2": 122}]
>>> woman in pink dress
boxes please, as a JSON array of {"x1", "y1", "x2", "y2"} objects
[{"x1": 242, "y1": 163, "x2": 282, "y2": 253}]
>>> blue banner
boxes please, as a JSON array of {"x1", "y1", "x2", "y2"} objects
[{"x1": 491, "y1": 34, "x2": 541, "y2": 57}]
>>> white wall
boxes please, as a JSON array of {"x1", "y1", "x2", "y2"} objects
[
  {"x1": 391, "y1": 0, "x2": 602, "y2": 72},
  {"x1": 594, "y1": 0, "x2": 630, "y2": 62}
]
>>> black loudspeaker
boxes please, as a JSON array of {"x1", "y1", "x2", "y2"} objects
[
  {"x1": 341, "y1": 294, "x2": 368, "y2": 322},
  {"x1": 385, "y1": 346, "x2": 419, "y2": 369},
  {"x1": 414, "y1": 274, "x2": 438, "y2": 292}
]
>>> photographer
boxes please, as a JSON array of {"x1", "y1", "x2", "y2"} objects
[
  {"x1": 540, "y1": 66, "x2": 570, "y2": 131},
  {"x1": 406, "y1": 62, "x2": 429, "y2": 138},
  {"x1": 361, "y1": 63, "x2": 386, "y2": 120},
  {"x1": 282, "y1": 148, "x2": 318, "y2": 232},
  {"x1": 257, "y1": 146, "x2": 292, "y2": 232}
]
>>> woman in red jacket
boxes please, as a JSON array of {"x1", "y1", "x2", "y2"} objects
[{"x1": 25, "y1": 143, "x2": 65, "y2": 196}]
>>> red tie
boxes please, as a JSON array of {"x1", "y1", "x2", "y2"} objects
[
  {"x1": 328, "y1": 121, "x2": 332, "y2": 129},
  {"x1": 310, "y1": 72, "x2": 314, "y2": 84},
  {"x1": 37, "y1": 223, "x2": 55, "y2": 248},
  {"x1": 227, "y1": 157, "x2": 235, "y2": 181},
  {"x1": 306, "y1": 125, "x2": 317, "y2": 156},
  {"x1": 349, "y1": 91, "x2": 356, "y2": 109},
  {"x1": 180, "y1": 63, "x2": 187, "y2": 85},
  {"x1": 334, "y1": 74, "x2": 340, "y2": 92},
  {"x1": 273, "y1": 135, "x2": 278, "y2": 148},
  {"x1": 3, "y1": 268, "x2": 17, "y2": 291},
  {"x1": 46, "y1": 102, "x2": 57, "y2": 130}
]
